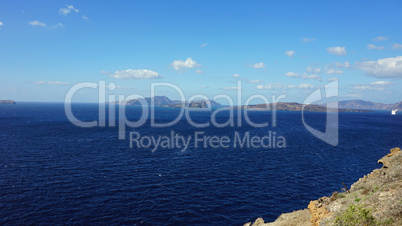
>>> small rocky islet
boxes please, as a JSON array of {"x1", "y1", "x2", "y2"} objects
[{"x1": 0, "y1": 100, "x2": 16, "y2": 105}]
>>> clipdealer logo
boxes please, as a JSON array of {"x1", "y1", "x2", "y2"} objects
[
  {"x1": 128, "y1": 131, "x2": 286, "y2": 152},
  {"x1": 63, "y1": 79, "x2": 339, "y2": 151}
]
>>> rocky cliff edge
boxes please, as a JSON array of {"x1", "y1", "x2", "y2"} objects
[{"x1": 245, "y1": 147, "x2": 402, "y2": 226}]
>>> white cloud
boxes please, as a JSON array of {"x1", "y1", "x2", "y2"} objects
[
  {"x1": 252, "y1": 62, "x2": 266, "y2": 69},
  {"x1": 257, "y1": 82, "x2": 314, "y2": 90},
  {"x1": 372, "y1": 36, "x2": 388, "y2": 42},
  {"x1": 200, "y1": 43, "x2": 207, "y2": 48},
  {"x1": 51, "y1": 22, "x2": 64, "y2": 29},
  {"x1": 285, "y1": 50, "x2": 295, "y2": 57},
  {"x1": 367, "y1": 44, "x2": 385, "y2": 50},
  {"x1": 298, "y1": 83, "x2": 314, "y2": 89},
  {"x1": 285, "y1": 72, "x2": 321, "y2": 80},
  {"x1": 35, "y1": 81, "x2": 69, "y2": 85},
  {"x1": 352, "y1": 81, "x2": 391, "y2": 91},
  {"x1": 29, "y1": 20, "x2": 46, "y2": 27},
  {"x1": 325, "y1": 61, "x2": 350, "y2": 74},
  {"x1": 82, "y1": 15, "x2": 89, "y2": 20},
  {"x1": 327, "y1": 46, "x2": 347, "y2": 56},
  {"x1": 333, "y1": 61, "x2": 351, "y2": 68},
  {"x1": 171, "y1": 57, "x2": 201, "y2": 72},
  {"x1": 248, "y1": 80, "x2": 264, "y2": 84},
  {"x1": 306, "y1": 66, "x2": 321, "y2": 74},
  {"x1": 328, "y1": 77, "x2": 338, "y2": 82},
  {"x1": 0, "y1": 21, "x2": 3, "y2": 29},
  {"x1": 344, "y1": 93, "x2": 363, "y2": 99},
  {"x1": 325, "y1": 68, "x2": 343, "y2": 74},
  {"x1": 59, "y1": 5, "x2": 79, "y2": 15},
  {"x1": 302, "y1": 38, "x2": 316, "y2": 43},
  {"x1": 353, "y1": 85, "x2": 380, "y2": 91},
  {"x1": 356, "y1": 56, "x2": 402, "y2": 78},
  {"x1": 301, "y1": 74, "x2": 321, "y2": 80},
  {"x1": 29, "y1": 21, "x2": 63, "y2": 29},
  {"x1": 195, "y1": 69, "x2": 203, "y2": 74},
  {"x1": 392, "y1": 43, "x2": 402, "y2": 49},
  {"x1": 223, "y1": 86, "x2": 240, "y2": 90},
  {"x1": 107, "y1": 69, "x2": 160, "y2": 79},
  {"x1": 285, "y1": 72, "x2": 299, "y2": 78},
  {"x1": 233, "y1": 73, "x2": 240, "y2": 78},
  {"x1": 370, "y1": 81, "x2": 390, "y2": 85}
]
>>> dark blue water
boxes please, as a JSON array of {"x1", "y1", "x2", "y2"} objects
[{"x1": 0, "y1": 103, "x2": 401, "y2": 225}]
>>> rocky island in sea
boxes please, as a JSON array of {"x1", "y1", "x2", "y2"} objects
[
  {"x1": 245, "y1": 147, "x2": 402, "y2": 226},
  {"x1": 337, "y1": 100, "x2": 402, "y2": 111},
  {"x1": 0, "y1": 100, "x2": 16, "y2": 105},
  {"x1": 114, "y1": 95, "x2": 222, "y2": 108},
  {"x1": 114, "y1": 96, "x2": 378, "y2": 112},
  {"x1": 226, "y1": 102, "x2": 371, "y2": 113}
]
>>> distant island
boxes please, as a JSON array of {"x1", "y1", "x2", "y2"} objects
[
  {"x1": 0, "y1": 100, "x2": 16, "y2": 105},
  {"x1": 227, "y1": 102, "x2": 371, "y2": 113},
  {"x1": 337, "y1": 99, "x2": 402, "y2": 111},
  {"x1": 230, "y1": 99, "x2": 402, "y2": 113},
  {"x1": 114, "y1": 96, "x2": 222, "y2": 109},
  {"x1": 113, "y1": 96, "x2": 402, "y2": 112}
]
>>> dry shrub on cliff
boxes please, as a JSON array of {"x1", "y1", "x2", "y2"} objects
[{"x1": 334, "y1": 204, "x2": 377, "y2": 225}]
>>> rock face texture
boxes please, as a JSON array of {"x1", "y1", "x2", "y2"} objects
[
  {"x1": 0, "y1": 100, "x2": 16, "y2": 104},
  {"x1": 245, "y1": 147, "x2": 402, "y2": 226},
  {"x1": 244, "y1": 209, "x2": 311, "y2": 226}
]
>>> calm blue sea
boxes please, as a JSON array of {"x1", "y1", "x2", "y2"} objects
[{"x1": 0, "y1": 103, "x2": 401, "y2": 225}]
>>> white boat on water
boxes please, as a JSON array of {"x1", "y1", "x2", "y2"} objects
[{"x1": 392, "y1": 109, "x2": 398, "y2": 115}]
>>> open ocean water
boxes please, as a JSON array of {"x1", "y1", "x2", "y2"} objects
[{"x1": 0, "y1": 103, "x2": 401, "y2": 225}]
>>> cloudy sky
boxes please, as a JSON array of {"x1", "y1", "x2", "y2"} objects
[{"x1": 0, "y1": 0, "x2": 402, "y2": 103}]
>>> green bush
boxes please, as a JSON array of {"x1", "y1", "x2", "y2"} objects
[
  {"x1": 334, "y1": 204, "x2": 377, "y2": 226},
  {"x1": 337, "y1": 193, "x2": 345, "y2": 198},
  {"x1": 382, "y1": 218, "x2": 394, "y2": 225}
]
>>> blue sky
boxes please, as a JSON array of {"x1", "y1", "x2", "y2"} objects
[{"x1": 0, "y1": 0, "x2": 402, "y2": 103}]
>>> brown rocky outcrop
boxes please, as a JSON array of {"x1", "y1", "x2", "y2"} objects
[{"x1": 243, "y1": 209, "x2": 311, "y2": 226}]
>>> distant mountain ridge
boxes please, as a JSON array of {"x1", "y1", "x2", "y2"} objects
[
  {"x1": 338, "y1": 99, "x2": 402, "y2": 110},
  {"x1": 115, "y1": 97, "x2": 402, "y2": 111},
  {"x1": 229, "y1": 102, "x2": 370, "y2": 112},
  {"x1": 116, "y1": 96, "x2": 222, "y2": 108}
]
